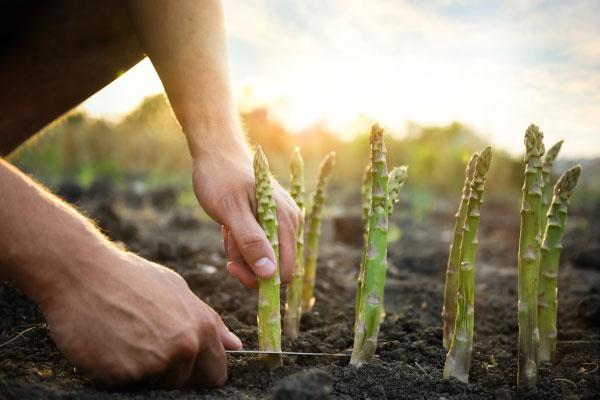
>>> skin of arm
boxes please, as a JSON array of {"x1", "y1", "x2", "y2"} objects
[
  {"x1": 125, "y1": 0, "x2": 301, "y2": 288},
  {"x1": 0, "y1": 160, "x2": 241, "y2": 388}
]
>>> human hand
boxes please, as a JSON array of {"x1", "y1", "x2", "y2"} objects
[
  {"x1": 39, "y1": 249, "x2": 241, "y2": 388},
  {"x1": 192, "y1": 143, "x2": 300, "y2": 288}
]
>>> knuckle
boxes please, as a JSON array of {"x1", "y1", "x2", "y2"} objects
[
  {"x1": 172, "y1": 331, "x2": 200, "y2": 357},
  {"x1": 237, "y1": 232, "x2": 265, "y2": 251}
]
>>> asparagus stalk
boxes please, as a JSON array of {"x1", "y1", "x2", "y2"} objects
[
  {"x1": 443, "y1": 146, "x2": 492, "y2": 383},
  {"x1": 283, "y1": 147, "x2": 305, "y2": 339},
  {"x1": 541, "y1": 140, "x2": 564, "y2": 234},
  {"x1": 517, "y1": 124, "x2": 545, "y2": 388},
  {"x1": 356, "y1": 165, "x2": 408, "y2": 323},
  {"x1": 355, "y1": 164, "x2": 372, "y2": 322},
  {"x1": 301, "y1": 151, "x2": 336, "y2": 312},
  {"x1": 442, "y1": 152, "x2": 479, "y2": 349},
  {"x1": 351, "y1": 124, "x2": 389, "y2": 366},
  {"x1": 361, "y1": 164, "x2": 372, "y2": 235},
  {"x1": 538, "y1": 165, "x2": 581, "y2": 363},
  {"x1": 253, "y1": 146, "x2": 282, "y2": 367}
]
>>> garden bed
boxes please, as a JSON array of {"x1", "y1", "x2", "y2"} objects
[{"x1": 1, "y1": 188, "x2": 599, "y2": 399}]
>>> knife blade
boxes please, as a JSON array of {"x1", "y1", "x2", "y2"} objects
[{"x1": 225, "y1": 350, "x2": 353, "y2": 357}]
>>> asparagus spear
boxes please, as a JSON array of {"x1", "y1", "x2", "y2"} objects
[
  {"x1": 351, "y1": 124, "x2": 389, "y2": 366},
  {"x1": 442, "y1": 152, "x2": 479, "y2": 349},
  {"x1": 538, "y1": 165, "x2": 581, "y2": 363},
  {"x1": 355, "y1": 165, "x2": 408, "y2": 323},
  {"x1": 283, "y1": 147, "x2": 305, "y2": 339},
  {"x1": 517, "y1": 124, "x2": 545, "y2": 388},
  {"x1": 443, "y1": 147, "x2": 492, "y2": 383},
  {"x1": 541, "y1": 140, "x2": 564, "y2": 234},
  {"x1": 253, "y1": 146, "x2": 282, "y2": 367},
  {"x1": 301, "y1": 151, "x2": 336, "y2": 312}
]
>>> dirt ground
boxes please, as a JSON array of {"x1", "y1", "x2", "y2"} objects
[{"x1": 1, "y1": 185, "x2": 599, "y2": 399}]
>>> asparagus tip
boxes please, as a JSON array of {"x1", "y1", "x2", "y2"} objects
[
  {"x1": 254, "y1": 145, "x2": 269, "y2": 171},
  {"x1": 475, "y1": 146, "x2": 493, "y2": 176},
  {"x1": 320, "y1": 151, "x2": 336, "y2": 175},
  {"x1": 543, "y1": 140, "x2": 564, "y2": 168},
  {"x1": 555, "y1": 165, "x2": 582, "y2": 200},
  {"x1": 525, "y1": 124, "x2": 545, "y2": 158}
]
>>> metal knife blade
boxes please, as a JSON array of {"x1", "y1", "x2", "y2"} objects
[{"x1": 225, "y1": 350, "x2": 352, "y2": 357}]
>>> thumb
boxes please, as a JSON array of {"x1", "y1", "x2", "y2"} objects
[{"x1": 225, "y1": 206, "x2": 277, "y2": 279}]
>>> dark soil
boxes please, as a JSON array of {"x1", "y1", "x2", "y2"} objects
[{"x1": 1, "y1": 186, "x2": 599, "y2": 399}]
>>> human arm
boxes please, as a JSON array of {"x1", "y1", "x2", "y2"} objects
[
  {"x1": 125, "y1": 0, "x2": 300, "y2": 288},
  {"x1": 0, "y1": 159, "x2": 241, "y2": 388}
]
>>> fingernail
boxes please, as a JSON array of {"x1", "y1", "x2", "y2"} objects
[
  {"x1": 229, "y1": 332, "x2": 243, "y2": 349},
  {"x1": 254, "y1": 257, "x2": 276, "y2": 277}
]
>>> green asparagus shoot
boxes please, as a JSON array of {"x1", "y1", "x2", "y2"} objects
[
  {"x1": 517, "y1": 124, "x2": 545, "y2": 388},
  {"x1": 283, "y1": 147, "x2": 305, "y2": 339},
  {"x1": 351, "y1": 124, "x2": 389, "y2": 366},
  {"x1": 301, "y1": 151, "x2": 336, "y2": 312},
  {"x1": 541, "y1": 140, "x2": 564, "y2": 234},
  {"x1": 538, "y1": 165, "x2": 581, "y2": 363},
  {"x1": 253, "y1": 145, "x2": 282, "y2": 367},
  {"x1": 356, "y1": 164, "x2": 407, "y2": 323},
  {"x1": 443, "y1": 146, "x2": 492, "y2": 383},
  {"x1": 442, "y1": 152, "x2": 479, "y2": 349}
]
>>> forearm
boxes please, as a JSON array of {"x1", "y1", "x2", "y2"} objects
[
  {"x1": 125, "y1": 0, "x2": 248, "y2": 159},
  {"x1": 0, "y1": 160, "x2": 115, "y2": 304}
]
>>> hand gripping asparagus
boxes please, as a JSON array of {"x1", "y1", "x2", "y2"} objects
[
  {"x1": 541, "y1": 140, "x2": 563, "y2": 234},
  {"x1": 283, "y1": 148, "x2": 305, "y2": 339},
  {"x1": 443, "y1": 147, "x2": 492, "y2": 383},
  {"x1": 254, "y1": 146, "x2": 282, "y2": 367},
  {"x1": 301, "y1": 151, "x2": 336, "y2": 312},
  {"x1": 538, "y1": 165, "x2": 581, "y2": 363},
  {"x1": 442, "y1": 152, "x2": 479, "y2": 349},
  {"x1": 351, "y1": 124, "x2": 389, "y2": 366},
  {"x1": 517, "y1": 124, "x2": 545, "y2": 388}
]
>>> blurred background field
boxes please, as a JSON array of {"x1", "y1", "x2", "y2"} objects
[{"x1": 8, "y1": 93, "x2": 600, "y2": 221}]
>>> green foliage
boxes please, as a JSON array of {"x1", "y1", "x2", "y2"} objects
[{"x1": 8, "y1": 94, "x2": 597, "y2": 215}]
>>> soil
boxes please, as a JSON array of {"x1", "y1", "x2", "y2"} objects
[{"x1": 1, "y1": 186, "x2": 599, "y2": 399}]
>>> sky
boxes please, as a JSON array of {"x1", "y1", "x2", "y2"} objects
[{"x1": 82, "y1": 0, "x2": 600, "y2": 157}]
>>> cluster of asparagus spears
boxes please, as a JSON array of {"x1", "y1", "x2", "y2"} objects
[
  {"x1": 351, "y1": 124, "x2": 408, "y2": 366},
  {"x1": 254, "y1": 124, "x2": 408, "y2": 367},
  {"x1": 517, "y1": 125, "x2": 581, "y2": 388},
  {"x1": 440, "y1": 125, "x2": 581, "y2": 386},
  {"x1": 253, "y1": 145, "x2": 336, "y2": 362}
]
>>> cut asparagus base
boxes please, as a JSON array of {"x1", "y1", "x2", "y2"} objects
[
  {"x1": 443, "y1": 146, "x2": 492, "y2": 383},
  {"x1": 283, "y1": 147, "x2": 305, "y2": 339},
  {"x1": 538, "y1": 166, "x2": 581, "y2": 362},
  {"x1": 517, "y1": 124, "x2": 545, "y2": 387},
  {"x1": 301, "y1": 151, "x2": 336, "y2": 313},
  {"x1": 254, "y1": 146, "x2": 282, "y2": 367},
  {"x1": 351, "y1": 124, "x2": 389, "y2": 366},
  {"x1": 442, "y1": 153, "x2": 478, "y2": 349}
]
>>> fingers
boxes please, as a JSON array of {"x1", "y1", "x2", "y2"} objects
[
  {"x1": 215, "y1": 315, "x2": 243, "y2": 350},
  {"x1": 274, "y1": 188, "x2": 300, "y2": 284},
  {"x1": 225, "y1": 230, "x2": 258, "y2": 288},
  {"x1": 226, "y1": 261, "x2": 258, "y2": 288},
  {"x1": 191, "y1": 334, "x2": 227, "y2": 388},
  {"x1": 222, "y1": 203, "x2": 277, "y2": 278}
]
